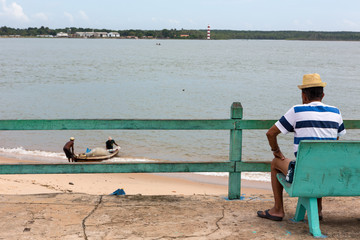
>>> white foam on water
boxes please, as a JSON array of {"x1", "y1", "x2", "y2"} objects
[
  {"x1": 0, "y1": 147, "x2": 65, "y2": 160},
  {"x1": 0, "y1": 147, "x2": 168, "y2": 163},
  {"x1": 195, "y1": 172, "x2": 271, "y2": 182},
  {"x1": 108, "y1": 157, "x2": 155, "y2": 163}
]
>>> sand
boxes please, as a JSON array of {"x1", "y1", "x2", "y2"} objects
[{"x1": 1, "y1": 156, "x2": 360, "y2": 239}]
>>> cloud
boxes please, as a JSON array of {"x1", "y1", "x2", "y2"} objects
[
  {"x1": 0, "y1": 0, "x2": 29, "y2": 22},
  {"x1": 63, "y1": 10, "x2": 89, "y2": 25},
  {"x1": 169, "y1": 19, "x2": 180, "y2": 25},
  {"x1": 342, "y1": 19, "x2": 359, "y2": 28},
  {"x1": 33, "y1": 12, "x2": 48, "y2": 21},
  {"x1": 292, "y1": 19, "x2": 314, "y2": 30},
  {"x1": 78, "y1": 10, "x2": 88, "y2": 20},
  {"x1": 64, "y1": 11, "x2": 74, "y2": 23}
]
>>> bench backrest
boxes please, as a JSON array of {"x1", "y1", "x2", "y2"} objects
[{"x1": 289, "y1": 140, "x2": 360, "y2": 197}]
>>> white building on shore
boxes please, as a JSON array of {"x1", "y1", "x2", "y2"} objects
[
  {"x1": 56, "y1": 32, "x2": 68, "y2": 38},
  {"x1": 107, "y1": 32, "x2": 120, "y2": 38},
  {"x1": 74, "y1": 32, "x2": 120, "y2": 38},
  {"x1": 94, "y1": 32, "x2": 108, "y2": 38}
]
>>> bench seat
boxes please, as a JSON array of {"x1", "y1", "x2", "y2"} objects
[{"x1": 277, "y1": 140, "x2": 360, "y2": 237}]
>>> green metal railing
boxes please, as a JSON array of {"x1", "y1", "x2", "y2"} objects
[{"x1": 1, "y1": 102, "x2": 359, "y2": 199}]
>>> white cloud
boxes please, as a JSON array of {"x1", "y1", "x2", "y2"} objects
[
  {"x1": 342, "y1": 19, "x2": 359, "y2": 28},
  {"x1": 79, "y1": 10, "x2": 88, "y2": 20},
  {"x1": 169, "y1": 19, "x2": 180, "y2": 25},
  {"x1": 0, "y1": 0, "x2": 29, "y2": 22},
  {"x1": 64, "y1": 11, "x2": 74, "y2": 23},
  {"x1": 292, "y1": 19, "x2": 314, "y2": 30},
  {"x1": 305, "y1": 20, "x2": 313, "y2": 26},
  {"x1": 33, "y1": 12, "x2": 48, "y2": 21}
]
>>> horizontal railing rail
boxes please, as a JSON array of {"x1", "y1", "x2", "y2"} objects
[
  {"x1": 0, "y1": 162, "x2": 271, "y2": 175},
  {"x1": 1, "y1": 119, "x2": 358, "y2": 130},
  {"x1": 1, "y1": 102, "x2": 359, "y2": 199}
]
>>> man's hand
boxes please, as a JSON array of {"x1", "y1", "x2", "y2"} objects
[
  {"x1": 267, "y1": 125, "x2": 285, "y2": 160},
  {"x1": 272, "y1": 149, "x2": 285, "y2": 160}
]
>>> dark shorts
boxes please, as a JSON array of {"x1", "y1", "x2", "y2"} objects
[
  {"x1": 286, "y1": 160, "x2": 296, "y2": 183},
  {"x1": 63, "y1": 148, "x2": 73, "y2": 159}
]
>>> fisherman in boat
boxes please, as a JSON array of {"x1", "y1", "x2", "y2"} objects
[
  {"x1": 63, "y1": 137, "x2": 75, "y2": 162},
  {"x1": 106, "y1": 136, "x2": 119, "y2": 151}
]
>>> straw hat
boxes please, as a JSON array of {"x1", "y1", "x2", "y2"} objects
[
  {"x1": 70, "y1": 137, "x2": 75, "y2": 141},
  {"x1": 298, "y1": 73, "x2": 327, "y2": 89}
]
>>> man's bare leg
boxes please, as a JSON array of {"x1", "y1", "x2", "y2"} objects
[
  {"x1": 318, "y1": 198, "x2": 323, "y2": 219},
  {"x1": 258, "y1": 157, "x2": 291, "y2": 219}
]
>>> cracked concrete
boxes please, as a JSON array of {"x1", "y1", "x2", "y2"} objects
[
  {"x1": 0, "y1": 193, "x2": 359, "y2": 239},
  {"x1": 83, "y1": 196, "x2": 103, "y2": 240}
]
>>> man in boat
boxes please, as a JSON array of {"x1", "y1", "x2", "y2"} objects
[
  {"x1": 63, "y1": 137, "x2": 75, "y2": 162},
  {"x1": 257, "y1": 73, "x2": 346, "y2": 221},
  {"x1": 106, "y1": 136, "x2": 119, "y2": 150}
]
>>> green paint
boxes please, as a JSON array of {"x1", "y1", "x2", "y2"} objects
[
  {"x1": 0, "y1": 119, "x2": 235, "y2": 130},
  {"x1": 278, "y1": 140, "x2": 360, "y2": 197},
  {"x1": 343, "y1": 120, "x2": 360, "y2": 129},
  {"x1": 0, "y1": 102, "x2": 359, "y2": 201},
  {"x1": 1, "y1": 119, "x2": 358, "y2": 130},
  {"x1": 228, "y1": 102, "x2": 243, "y2": 199},
  {"x1": 0, "y1": 162, "x2": 235, "y2": 175},
  {"x1": 277, "y1": 140, "x2": 360, "y2": 237},
  {"x1": 236, "y1": 162, "x2": 271, "y2": 172}
]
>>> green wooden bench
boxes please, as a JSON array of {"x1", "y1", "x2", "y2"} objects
[{"x1": 277, "y1": 140, "x2": 360, "y2": 237}]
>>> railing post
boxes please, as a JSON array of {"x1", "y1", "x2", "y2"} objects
[{"x1": 228, "y1": 102, "x2": 243, "y2": 199}]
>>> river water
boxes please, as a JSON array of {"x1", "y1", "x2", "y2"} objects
[{"x1": 1, "y1": 38, "x2": 360, "y2": 181}]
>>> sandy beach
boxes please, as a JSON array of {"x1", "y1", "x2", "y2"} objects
[
  {"x1": 2, "y1": 156, "x2": 360, "y2": 239},
  {"x1": 0, "y1": 156, "x2": 272, "y2": 196}
]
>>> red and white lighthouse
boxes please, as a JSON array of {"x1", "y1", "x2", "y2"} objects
[{"x1": 207, "y1": 24, "x2": 211, "y2": 40}]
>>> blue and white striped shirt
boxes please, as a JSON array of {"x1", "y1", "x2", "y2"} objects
[{"x1": 275, "y1": 101, "x2": 346, "y2": 156}]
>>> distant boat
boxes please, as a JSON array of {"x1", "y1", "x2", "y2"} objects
[{"x1": 74, "y1": 147, "x2": 119, "y2": 162}]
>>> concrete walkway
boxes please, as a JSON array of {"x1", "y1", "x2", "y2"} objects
[{"x1": 0, "y1": 193, "x2": 359, "y2": 239}]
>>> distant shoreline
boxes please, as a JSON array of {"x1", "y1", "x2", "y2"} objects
[
  {"x1": 2, "y1": 26, "x2": 360, "y2": 41},
  {"x1": 2, "y1": 36, "x2": 360, "y2": 42}
]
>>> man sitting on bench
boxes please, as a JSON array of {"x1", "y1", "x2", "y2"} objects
[{"x1": 257, "y1": 73, "x2": 346, "y2": 221}]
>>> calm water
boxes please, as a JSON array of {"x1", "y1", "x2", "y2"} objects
[{"x1": 1, "y1": 38, "x2": 360, "y2": 180}]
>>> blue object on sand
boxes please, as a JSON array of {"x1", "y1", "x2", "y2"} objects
[
  {"x1": 110, "y1": 188, "x2": 126, "y2": 195},
  {"x1": 224, "y1": 193, "x2": 245, "y2": 201},
  {"x1": 86, "y1": 148, "x2": 91, "y2": 153}
]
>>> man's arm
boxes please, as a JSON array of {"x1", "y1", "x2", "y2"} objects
[{"x1": 266, "y1": 125, "x2": 285, "y2": 160}]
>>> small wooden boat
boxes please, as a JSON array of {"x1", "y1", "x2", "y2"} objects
[{"x1": 74, "y1": 148, "x2": 119, "y2": 162}]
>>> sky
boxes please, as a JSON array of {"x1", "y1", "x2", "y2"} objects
[{"x1": 1, "y1": 0, "x2": 360, "y2": 31}]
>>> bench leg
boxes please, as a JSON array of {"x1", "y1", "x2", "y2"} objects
[{"x1": 294, "y1": 197, "x2": 322, "y2": 237}]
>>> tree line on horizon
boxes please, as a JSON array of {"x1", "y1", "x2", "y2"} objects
[{"x1": 1, "y1": 26, "x2": 360, "y2": 41}]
